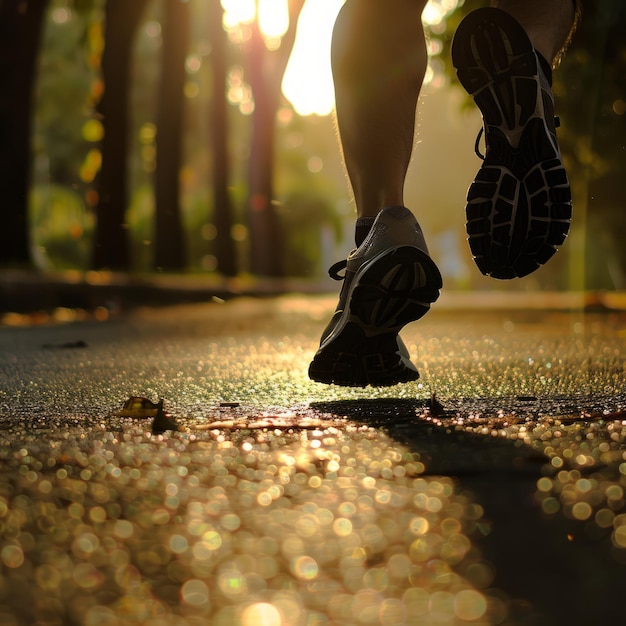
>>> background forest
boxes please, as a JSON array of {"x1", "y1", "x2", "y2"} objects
[{"x1": 1, "y1": 0, "x2": 624, "y2": 291}]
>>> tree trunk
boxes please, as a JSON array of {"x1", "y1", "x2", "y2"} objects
[
  {"x1": 93, "y1": 0, "x2": 149, "y2": 270},
  {"x1": 246, "y1": 21, "x2": 283, "y2": 277},
  {"x1": 245, "y1": 0, "x2": 305, "y2": 277},
  {"x1": 0, "y1": 0, "x2": 47, "y2": 267},
  {"x1": 207, "y1": 0, "x2": 237, "y2": 277},
  {"x1": 154, "y1": 0, "x2": 189, "y2": 271}
]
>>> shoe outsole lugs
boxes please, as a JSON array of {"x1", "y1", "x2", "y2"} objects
[
  {"x1": 309, "y1": 244, "x2": 441, "y2": 387},
  {"x1": 308, "y1": 326, "x2": 421, "y2": 387},
  {"x1": 350, "y1": 246, "x2": 440, "y2": 332},
  {"x1": 452, "y1": 7, "x2": 572, "y2": 279}
]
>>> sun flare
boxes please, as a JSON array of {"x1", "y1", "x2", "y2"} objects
[
  {"x1": 222, "y1": 0, "x2": 461, "y2": 117},
  {"x1": 258, "y1": 0, "x2": 289, "y2": 38},
  {"x1": 221, "y1": 0, "x2": 289, "y2": 37},
  {"x1": 282, "y1": 0, "x2": 344, "y2": 116}
]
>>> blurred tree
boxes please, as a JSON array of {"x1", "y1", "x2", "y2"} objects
[
  {"x1": 154, "y1": 0, "x2": 189, "y2": 271},
  {"x1": 36, "y1": 2, "x2": 101, "y2": 191},
  {"x1": 554, "y1": 0, "x2": 626, "y2": 289},
  {"x1": 279, "y1": 189, "x2": 337, "y2": 276},
  {"x1": 93, "y1": 0, "x2": 149, "y2": 270},
  {"x1": 0, "y1": 0, "x2": 48, "y2": 267},
  {"x1": 244, "y1": 0, "x2": 305, "y2": 277},
  {"x1": 206, "y1": 0, "x2": 237, "y2": 276},
  {"x1": 274, "y1": 111, "x2": 348, "y2": 276},
  {"x1": 33, "y1": 1, "x2": 106, "y2": 270}
]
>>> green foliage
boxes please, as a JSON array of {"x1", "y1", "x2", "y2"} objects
[
  {"x1": 32, "y1": 0, "x2": 348, "y2": 277},
  {"x1": 126, "y1": 185, "x2": 156, "y2": 272},
  {"x1": 278, "y1": 189, "x2": 338, "y2": 277},
  {"x1": 555, "y1": 0, "x2": 626, "y2": 288},
  {"x1": 555, "y1": 2, "x2": 625, "y2": 171},
  {"x1": 34, "y1": 1, "x2": 102, "y2": 186},
  {"x1": 30, "y1": 185, "x2": 94, "y2": 269},
  {"x1": 183, "y1": 189, "x2": 215, "y2": 271}
]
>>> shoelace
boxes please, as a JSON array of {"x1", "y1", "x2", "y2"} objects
[
  {"x1": 474, "y1": 116, "x2": 561, "y2": 160},
  {"x1": 328, "y1": 259, "x2": 347, "y2": 281}
]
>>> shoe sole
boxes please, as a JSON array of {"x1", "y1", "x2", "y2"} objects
[
  {"x1": 308, "y1": 327, "x2": 421, "y2": 387},
  {"x1": 452, "y1": 7, "x2": 572, "y2": 279},
  {"x1": 309, "y1": 246, "x2": 442, "y2": 387}
]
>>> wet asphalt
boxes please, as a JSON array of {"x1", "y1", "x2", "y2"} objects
[{"x1": 0, "y1": 295, "x2": 625, "y2": 626}]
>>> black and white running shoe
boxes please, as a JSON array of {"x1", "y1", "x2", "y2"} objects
[
  {"x1": 452, "y1": 7, "x2": 572, "y2": 279},
  {"x1": 309, "y1": 206, "x2": 442, "y2": 387}
]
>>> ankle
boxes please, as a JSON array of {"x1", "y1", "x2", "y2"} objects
[
  {"x1": 355, "y1": 216, "x2": 375, "y2": 246},
  {"x1": 355, "y1": 206, "x2": 413, "y2": 246}
]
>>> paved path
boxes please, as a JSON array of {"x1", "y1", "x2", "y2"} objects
[{"x1": 1, "y1": 296, "x2": 625, "y2": 625}]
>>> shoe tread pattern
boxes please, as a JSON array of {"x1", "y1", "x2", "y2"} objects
[
  {"x1": 308, "y1": 324, "x2": 420, "y2": 387},
  {"x1": 452, "y1": 7, "x2": 572, "y2": 279},
  {"x1": 350, "y1": 246, "x2": 442, "y2": 332},
  {"x1": 308, "y1": 246, "x2": 442, "y2": 387}
]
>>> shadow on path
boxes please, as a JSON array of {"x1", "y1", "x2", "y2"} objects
[{"x1": 310, "y1": 398, "x2": 626, "y2": 626}]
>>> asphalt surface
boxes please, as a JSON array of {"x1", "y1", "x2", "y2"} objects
[{"x1": 1, "y1": 296, "x2": 625, "y2": 625}]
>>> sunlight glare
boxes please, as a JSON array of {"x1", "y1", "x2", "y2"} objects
[
  {"x1": 221, "y1": 0, "x2": 255, "y2": 28},
  {"x1": 282, "y1": 0, "x2": 343, "y2": 116},
  {"x1": 258, "y1": 0, "x2": 289, "y2": 39},
  {"x1": 221, "y1": 0, "x2": 289, "y2": 39},
  {"x1": 423, "y1": 0, "x2": 461, "y2": 26},
  {"x1": 222, "y1": 0, "x2": 461, "y2": 116}
]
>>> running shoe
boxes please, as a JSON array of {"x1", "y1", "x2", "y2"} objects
[
  {"x1": 309, "y1": 206, "x2": 442, "y2": 387},
  {"x1": 452, "y1": 7, "x2": 572, "y2": 279}
]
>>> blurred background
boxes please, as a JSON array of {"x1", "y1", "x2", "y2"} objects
[{"x1": 1, "y1": 0, "x2": 624, "y2": 303}]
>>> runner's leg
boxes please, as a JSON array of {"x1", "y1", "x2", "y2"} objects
[
  {"x1": 308, "y1": 0, "x2": 441, "y2": 387},
  {"x1": 331, "y1": 0, "x2": 429, "y2": 220}
]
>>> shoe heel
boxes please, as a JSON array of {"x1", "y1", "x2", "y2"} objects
[{"x1": 350, "y1": 247, "x2": 442, "y2": 332}]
